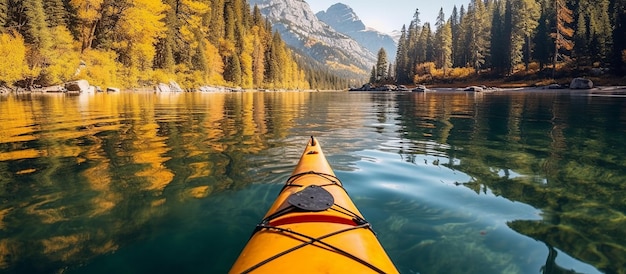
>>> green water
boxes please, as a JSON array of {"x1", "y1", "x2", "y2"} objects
[{"x1": 0, "y1": 91, "x2": 624, "y2": 274}]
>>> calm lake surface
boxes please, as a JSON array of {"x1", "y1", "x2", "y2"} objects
[{"x1": 1, "y1": 90, "x2": 625, "y2": 274}]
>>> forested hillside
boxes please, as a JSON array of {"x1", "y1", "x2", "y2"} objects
[
  {"x1": 388, "y1": 0, "x2": 626, "y2": 85},
  {"x1": 0, "y1": 0, "x2": 344, "y2": 90}
]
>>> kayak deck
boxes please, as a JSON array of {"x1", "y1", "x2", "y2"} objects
[{"x1": 230, "y1": 137, "x2": 398, "y2": 273}]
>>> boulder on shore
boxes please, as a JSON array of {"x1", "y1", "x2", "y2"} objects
[
  {"x1": 65, "y1": 80, "x2": 90, "y2": 93},
  {"x1": 570, "y1": 78, "x2": 594, "y2": 89},
  {"x1": 156, "y1": 81, "x2": 184, "y2": 92},
  {"x1": 169, "y1": 81, "x2": 183, "y2": 92},
  {"x1": 464, "y1": 86, "x2": 484, "y2": 92}
]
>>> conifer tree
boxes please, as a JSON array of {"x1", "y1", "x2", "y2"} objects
[
  {"x1": 574, "y1": 0, "x2": 612, "y2": 64},
  {"x1": 465, "y1": 0, "x2": 490, "y2": 72},
  {"x1": 44, "y1": 0, "x2": 68, "y2": 27},
  {"x1": 491, "y1": 0, "x2": 509, "y2": 74},
  {"x1": 19, "y1": 0, "x2": 52, "y2": 47},
  {"x1": 406, "y1": 9, "x2": 422, "y2": 78},
  {"x1": 553, "y1": 0, "x2": 574, "y2": 77},
  {"x1": 376, "y1": 48, "x2": 388, "y2": 81},
  {"x1": 227, "y1": 52, "x2": 242, "y2": 85},
  {"x1": 519, "y1": 0, "x2": 541, "y2": 70},
  {"x1": 208, "y1": 0, "x2": 225, "y2": 43},
  {"x1": 613, "y1": 0, "x2": 626, "y2": 75},
  {"x1": 394, "y1": 25, "x2": 409, "y2": 83},
  {"x1": 369, "y1": 65, "x2": 377, "y2": 83},
  {"x1": 423, "y1": 23, "x2": 435, "y2": 63},
  {"x1": 0, "y1": 0, "x2": 6, "y2": 31},
  {"x1": 457, "y1": 5, "x2": 468, "y2": 67},
  {"x1": 508, "y1": 0, "x2": 541, "y2": 72},
  {"x1": 416, "y1": 23, "x2": 430, "y2": 66},
  {"x1": 434, "y1": 8, "x2": 452, "y2": 74},
  {"x1": 450, "y1": 6, "x2": 461, "y2": 68},
  {"x1": 534, "y1": 3, "x2": 553, "y2": 70}
]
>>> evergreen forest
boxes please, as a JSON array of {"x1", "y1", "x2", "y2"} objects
[
  {"x1": 383, "y1": 0, "x2": 626, "y2": 86},
  {"x1": 0, "y1": 0, "x2": 348, "y2": 90}
]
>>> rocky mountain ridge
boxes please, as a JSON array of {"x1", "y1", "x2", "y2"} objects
[
  {"x1": 316, "y1": 3, "x2": 397, "y2": 60},
  {"x1": 248, "y1": 0, "x2": 377, "y2": 78}
]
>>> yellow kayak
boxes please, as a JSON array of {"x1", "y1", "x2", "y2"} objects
[{"x1": 230, "y1": 137, "x2": 398, "y2": 273}]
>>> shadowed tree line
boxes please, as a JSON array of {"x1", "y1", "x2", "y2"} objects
[{"x1": 381, "y1": 0, "x2": 626, "y2": 86}]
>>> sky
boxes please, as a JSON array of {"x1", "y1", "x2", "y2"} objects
[{"x1": 308, "y1": 0, "x2": 469, "y2": 34}]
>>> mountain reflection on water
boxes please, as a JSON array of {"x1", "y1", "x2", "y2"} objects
[{"x1": 0, "y1": 91, "x2": 624, "y2": 273}]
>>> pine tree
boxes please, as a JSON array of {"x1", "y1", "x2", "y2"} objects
[
  {"x1": 520, "y1": 0, "x2": 541, "y2": 71},
  {"x1": 369, "y1": 65, "x2": 377, "y2": 83},
  {"x1": 553, "y1": 0, "x2": 574, "y2": 77},
  {"x1": 226, "y1": 52, "x2": 242, "y2": 85},
  {"x1": 376, "y1": 48, "x2": 388, "y2": 81},
  {"x1": 406, "y1": 9, "x2": 422, "y2": 78},
  {"x1": 0, "y1": 0, "x2": 7, "y2": 31},
  {"x1": 434, "y1": 8, "x2": 452, "y2": 73},
  {"x1": 394, "y1": 25, "x2": 409, "y2": 83},
  {"x1": 208, "y1": 0, "x2": 225, "y2": 43},
  {"x1": 574, "y1": 0, "x2": 612, "y2": 64},
  {"x1": 534, "y1": 5, "x2": 553, "y2": 70},
  {"x1": 44, "y1": 0, "x2": 68, "y2": 27},
  {"x1": 508, "y1": 0, "x2": 541, "y2": 72},
  {"x1": 612, "y1": 0, "x2": 626, "y2": 75},
  {"x1": 416, "y1": 23, "x2": 430, "y2": 64},
  {"x1": 465, "y1": 0, "x2": 490, "y2": 72},
  {"x1": 450, "y1": 6, "x2": 461, "y2": 68},
  {"x1": 491, "y1": 0, "x2": 509, "y2": 74},
  {"x1": 457, "y1": 5, "x2": 468, "y2": 67}
]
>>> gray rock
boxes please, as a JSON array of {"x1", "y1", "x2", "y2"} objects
[
  {"x1": 65, "y1": 80, "x2": 91, "y2": 93},
  {"x1": 464, "y1": 86, "x2": 484, "y2": 92},
  {"x1": 169, "y1": 81, "x2": 183, "y2": 92},
  {"x1": 156, "y1": 83, "x2": 170, "y2": 92},
  {"x1": 570, "y1": 78, "x2": 594, "y2": 89}
]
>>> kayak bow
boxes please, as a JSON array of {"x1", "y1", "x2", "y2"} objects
[{"x1": 230, "y1": 137, "x2": 398, "y2": 274}]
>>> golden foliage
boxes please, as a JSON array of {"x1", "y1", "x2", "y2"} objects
[
  {"x1": 240, "y1": 34, "x2": 254, "y2": 89},
  {"x1": 412, "y1": 62, "x2": 476, "y2": 84},
  {"x1": 70, "y1": 0, "x2": 104, "y2": 50},
  {"x1": 117, "y1": 0, "x2": 167, "y2": 70},
  {"x1": 448, "y1": 67, "x2": 476, "y2": 79},
  {"x1": 204, "y1": 41, "x2": 225, "y2": 85},
  {"x1": 77, "y1": 49, "x2": 119, "y2": 87},
  {"x1": 152, "y1": 69, "x2": 177, "y2": 85},
  {"x1": 42, "y1": 26, "x2": 81, "y2": 85},
  {"x1": 0, "y1": 32, "x2": 28, "y2": 86},
  {"x1": 2, "y1": 0, "x2": 312, "y2": 90}
]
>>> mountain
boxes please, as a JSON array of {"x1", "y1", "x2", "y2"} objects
[
  {"x1": 316, "y1": 3, "x2": 397, "y2": 61},
  {"x1": 248, "y1": 0, "x2": 375, "y2": 78}
]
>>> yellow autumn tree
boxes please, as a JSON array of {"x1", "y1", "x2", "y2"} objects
[
  {"x1": 116, "y1": 0, "x2": 167, "y2": 85},
  {"x1": 250, "y1": 25, "x2": 266, "y2": 88},
  {"x1": 77, "y1": 49, "x2": 120, "y2": 88},
  {"x1": 0, "y1": 32, "x2": 28, "y2": 86},
  {"x1": 70, "y1": 0, "x2": 104, "y2": 52},
  {"x1": 204, "y1": 40, "x2": 225, "y2": 85},
  {"x1": 41, "y1": 26, "x2": 81, "y2": 85},
  {"x1": 177, "y1": 0, "x2": 210, "y2": 63},
  {"x1": 240, "y1": 33, "x2": 254, "y2": 89}
]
